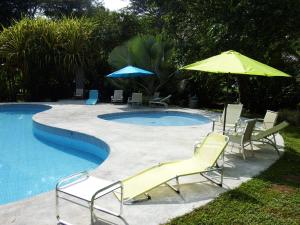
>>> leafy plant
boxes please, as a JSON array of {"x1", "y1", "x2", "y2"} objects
[{"x1": 108, "y1": 34, "x2": 176, "y2": 96}]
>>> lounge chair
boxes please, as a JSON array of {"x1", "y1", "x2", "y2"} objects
[
  {"x1": 151, "y1": 92, "x2": 160, "y2": 100},
  {"x1": 212, "y1": 104, "x2": 243, "y2": 133},
  {"x1": 229, "y1": 120, "x2": 288, "y2": 159},
  {"x1": 56, "y1": 133, "x2": 229, "y2": 224},
  {"x1": 127, "y1": 92, "x2": 142, "y2": 106},
  {"x1": 149, "y1": 94, "x2": 172, "y2": 108},
  {"x1": 111, "y1": 90, "x2": 123, "y2": 103},
  {"x1": 256, "y1": 110, "x2": 278, "y2": 130},
  {"x1": 252, "y1": 121, "x2": 289, "y2": 155},
  {"x1": 227, "y1": 119, "x2": 257, "y2": 159},
  {"x1": 86, "y1": 90, "x2": 99, "y2": 105},
  {"x1": 74, "y1": 88, "x2": 84, "y2": 99}
]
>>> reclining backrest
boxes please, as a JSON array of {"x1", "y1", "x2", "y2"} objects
[
  {"x1": 114, "y1": 90, "x2": 123, "y2": 99},
  {"x1": 242, "y1": 119, "x2": 256, "y2": 143},
  {"x1": 263, "y1": 110, "x2": 278, "y2": 129},
  {"x1": 132, "y1": 93, "x2": 142, "y2": 102},
  {"x1": 221, "y1": 104, "x2": 243, "y2": 124},
  {"x1": 194, "y1": 133, "x2": 229, "y2": 166},
  {"x1": 89, "y1": 90, "x2": 99, "y2": 99}
]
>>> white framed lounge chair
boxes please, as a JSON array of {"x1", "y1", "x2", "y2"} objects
[
  {"x1": 149, "y1": 95, "x2": 172, "y2": 108},
  {"x1": 111, "y1": 90, "x2": 123, "y2": 103},
  {"x1": 127, "y1": 92, "x2": 142, "y2": 106},
  {"x1": 74, "y1": 88, "x2": 84, "y2": 99},
  {"x1": 228, "y1": 119, "x2": 257, "y2": 159},
  {"x1": 213, "y1": 104, "x2": 243, "y2": 133},
  {"x1": 229, "y1": 120, "x2": 288, "y2": 159},
  {"x1": 151, "y1": 92, "x2": 160, "y2": 100},
  {"x1": 56, "y1": 133, "x2": 229, "y2": 224}
]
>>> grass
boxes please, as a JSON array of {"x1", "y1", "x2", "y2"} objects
[{"x1": 166, "y1": 126, "x2": 300, "y2": 225}]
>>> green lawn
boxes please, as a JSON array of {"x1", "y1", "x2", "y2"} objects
[{"x1": 166, "y1": 126, "x2": 300, "y2": 225}]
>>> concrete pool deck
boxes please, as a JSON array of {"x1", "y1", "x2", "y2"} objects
[{"x1": 0, "y1": 101, "x2": 285, "y2": 225}]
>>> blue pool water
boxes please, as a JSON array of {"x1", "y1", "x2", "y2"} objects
[
  {"x1": 98, "y1": 111, "x2": 210, "y2": 126},
  {"x1": 0, "y1": 104, "x2": 108, "y2": 205}
]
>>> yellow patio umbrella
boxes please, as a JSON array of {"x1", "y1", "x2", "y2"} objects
[{"x1": 181, "y1": 50, "x2": 291, "y2": 133}]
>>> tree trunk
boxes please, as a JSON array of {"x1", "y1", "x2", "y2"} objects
[{"x1": 75, "y1": 67, "x2": 85, "y2": 90}]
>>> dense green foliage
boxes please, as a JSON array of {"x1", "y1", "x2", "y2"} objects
[
  {"x1": 166, "y1": 126, "x2": 300, "y2": 225},
  {"x1": 108, "y1": 34, "x2": 176, "y2": 96},
  {"x1": 0, "y1": 18, "x2": 93, "y2": 100},
  {"x1": 0, "y1": 9, "x2": 140, "y2": 101},
  {"x1": 129, "y1": 0, "x2": 300, "y2": 111},
  {"x1": 0, "y1": 0, "x2": 95, "y2": 26},
  {"x1": 0, "y1": 0, "x2": 299, "y2": 112}
]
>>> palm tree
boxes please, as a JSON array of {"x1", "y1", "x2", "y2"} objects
[{"x1": 108, "y1": 34, "x2": 175, "y2": 95}]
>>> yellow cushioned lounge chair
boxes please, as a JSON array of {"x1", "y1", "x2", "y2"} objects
[{"x1": 56, "y1": 133, "x2": 229, "y2": 224}]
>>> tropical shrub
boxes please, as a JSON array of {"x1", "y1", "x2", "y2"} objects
[
  {"x1": 0, "y1": 18, "x2": 93, "y2": 100},
  {"x1": 108, "y1": 34, "x2": 176, "y2": 96},
  {"x1": 0, "y1": 12, "x2": 140, "y2": 101}
]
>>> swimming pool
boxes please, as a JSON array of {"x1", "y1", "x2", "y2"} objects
[
  {"x1": 0, "y1": 104, "x2": 108, "y2": 205},
  {"x1": 98, "y1": 111, "x2": 210, "y2": 126}
]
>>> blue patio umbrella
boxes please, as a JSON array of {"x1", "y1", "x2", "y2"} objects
[{"x1": 106, "y1": 65, "x2": 154, "y2": 78}]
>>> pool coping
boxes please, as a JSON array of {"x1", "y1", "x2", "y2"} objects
[{"x1": 0, "y1": 101, "x2": 285, "y2": 225}]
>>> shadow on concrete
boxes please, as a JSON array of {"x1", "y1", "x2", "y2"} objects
[{"x1": 125, "y1": 180, "x2": 224, "y2": 206}]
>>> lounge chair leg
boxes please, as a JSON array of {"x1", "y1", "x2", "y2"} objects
[
  {"x1": 220, "y1": 169, "x2": 223, "y2": 187},
  {"x1": 145, "y1": 193, "x2": 151, "y2": 200},
  {"x1": 273, "y1": 134, "x2": 277, "y2": 146},
  {"x1": 176, "y1": 177, "x2": 180, "y2": 193},
  {"x1": 166, "y1": 180, "x2": 180, "y2": 194},
  {"x1": 241, "y1": 145, "x2": 246, "y2": 160},
  {"x1": 250, "y1": 142, "x2": 254, "y2": 157},
  {"x1": 55, "y1": 189, "x2": 60, "y2": 221}
]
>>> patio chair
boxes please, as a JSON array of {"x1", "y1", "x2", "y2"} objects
[
  {"x1": 212, "y1": 104, "x2": 243, "y2": 133},
  {"x1": 111, "y1": 90, "x2": 124, "y2": 103},
  {"x1": 227, "y1": 119, "x2": 257, "y2": 159},
  {"x1": 256, "y1": 110, "x2": 278, "y2": 130},
  {"x1": 86, "y1": 90, "x2": 99, "y2": 105},
  {"x1": 229, "y1": 120, "x2": 288, "y2": 159},
  {"x1": 149, "y1": 95, "x2": 172, "y2": 108},
  {"x1": 127, "y1": 92, "x2": 143, "y2": 106},
  {"x1": 74, "y1": 88, "x2": 84, "y2": 99},
  {"x1": 56, "y1": 133, "x2": 229, "y2": 224}
]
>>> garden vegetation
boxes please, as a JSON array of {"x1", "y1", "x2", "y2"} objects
[{"x1": 0, "y1": 0, "x2": 299, "y2": 115}]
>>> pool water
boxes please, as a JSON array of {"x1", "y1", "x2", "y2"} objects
[
  {"x1": 0, "y1": 105, "x2": 108, "y2": 205},
  {"x1": 99, "y1": 111, "x2": 210, "y2": 126}
]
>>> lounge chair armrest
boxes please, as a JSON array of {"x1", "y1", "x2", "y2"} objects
[
  {"x1": 212, "y1": 120, "x2": 215, "y2": 131},
  {"x1": 212, "y1": 115, "x2": 222, "y2": 122},
  {"x1": 90, "y1": 181, "x2": 124, "y2": 217},
  {"x1": 193, "y1": 135, "x2": 207, "y2": 152},
  {"x1": 91, "y1": 181, "x2": 122, "y2": 200},
  {"x1": 194, "y1": 141, "x2": 201, "y2": 150},
  {"x1": 256, "y1": 118, "x2": 264, "y2": 122},
  {"x1": 56, "y1": 171, "x2": 88, "y2": 189}
]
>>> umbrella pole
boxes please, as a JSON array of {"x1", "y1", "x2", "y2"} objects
[{"x1": 222, "y1": 74, "x2": 229, "y2": 135}]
